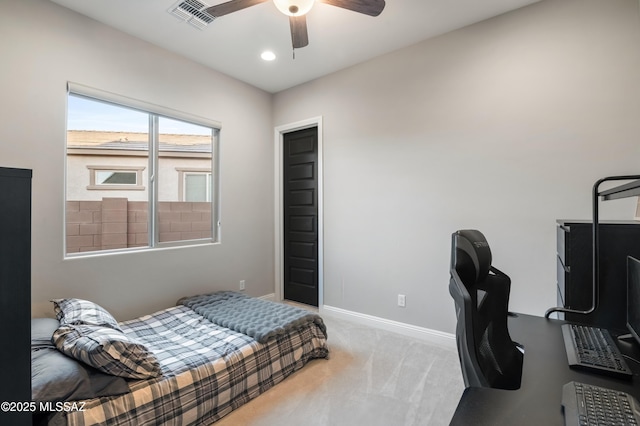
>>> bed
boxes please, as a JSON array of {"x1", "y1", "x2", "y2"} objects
[{"x1": 32, "y1": 292, "x2": 329, "y2": 426}]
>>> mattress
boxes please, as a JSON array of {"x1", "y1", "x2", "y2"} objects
[{"x1": 48, "y1": 305, "x2": 328, "y2": 425}]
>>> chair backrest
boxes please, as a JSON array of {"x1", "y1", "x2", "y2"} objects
[{"x1": 449, "y1": 229, "x2": 523, "y2": 390}]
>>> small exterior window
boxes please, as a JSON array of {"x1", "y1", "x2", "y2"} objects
[
  {"x1": 97, "y1": 171, "x2": 136, "y2": 185},
  {"x1": 87, "y1": 166, "x2": 145, "y2": 190},
  {"x1": 177, "y1": 169, "x2": 212, "y2": 202}
]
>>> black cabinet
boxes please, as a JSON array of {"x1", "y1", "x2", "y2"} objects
[
  {"x1": 0, "y1": 167, "x2": 32, "y2": 425},
  {"x1": 557, "y1": 220, "x2": 640, "y2": 329}
]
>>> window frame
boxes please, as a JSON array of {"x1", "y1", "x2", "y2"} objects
[
  {"x1": 87, "y1": 165, "x2": 145, "y2": 190},
  {"x1": 65, "y1": 82, "x2": 221, "y2": 258}
]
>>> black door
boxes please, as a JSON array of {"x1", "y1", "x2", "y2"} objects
[{"x1": 283, "y1": 127, "x2": 318, "y2": 306}]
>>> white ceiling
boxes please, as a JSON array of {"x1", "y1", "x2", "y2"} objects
[{"x1": 50, "y1": 0, "x2": 541, "y2": 93}]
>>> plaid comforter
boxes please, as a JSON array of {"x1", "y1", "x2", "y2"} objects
[{"x1": 49, "y1": 305, "x2": 329, "y2": 426}]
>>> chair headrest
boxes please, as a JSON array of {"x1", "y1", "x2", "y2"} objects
[{"x1": 451, "y1": 229, "x2": 492, "y2": 284}]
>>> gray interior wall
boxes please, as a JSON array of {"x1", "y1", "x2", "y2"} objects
[
  {"x1": 273, "y1": 0, "x2": 640, "y2": 334},
  {"x1": 1, "y1": 0, "x2": 275, "y2": 320},
  {"x1": 3, "y1": 0, "x2": 640, "y2": 335}
]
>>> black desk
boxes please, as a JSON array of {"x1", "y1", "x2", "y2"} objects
[{"x1": 450, "y1": 314, "x2": 640, "y2": 425}]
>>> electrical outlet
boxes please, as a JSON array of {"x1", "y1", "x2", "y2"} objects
[
  {"x1": 398, "y1": 294, "x2": 406, "y2": 307},
  {"x1": 239, "y1": 280, "x2": 245, "y2": 291}
]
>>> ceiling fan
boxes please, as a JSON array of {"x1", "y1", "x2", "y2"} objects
[{"x1": 204, "y1": 0, "x2": 386, "y2": 49}]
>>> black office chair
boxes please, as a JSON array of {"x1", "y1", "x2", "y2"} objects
[{"x1": 449, "y1": 229, "x2": 523, "y2": 390}]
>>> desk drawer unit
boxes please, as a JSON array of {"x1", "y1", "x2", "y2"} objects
[{"x1": 556, "y1": 220, "x2": 640, "y2": 329}]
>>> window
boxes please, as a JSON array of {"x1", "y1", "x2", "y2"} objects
[
  {"x1": 65, "y1": 83, "x2": 220, "y2": 256},
  {"x1": 87, "y1": 166, "x2": 145, "y2": 190},
  {"x1": 97, "y1": 170, "x2": 136, "y2": 185},
  {"x1": 176, "y1": 169, "x2": 212, "y2": 201},
  {"x1": 185, "y1": 173, "x2": 212, "y2": 202}
]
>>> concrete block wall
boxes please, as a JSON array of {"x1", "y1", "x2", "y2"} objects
[
  {"x1": 127, "y1": 201, "x2": 148, "y2": 248},
  {"x1": 158, "y1": 201, "x2": 212, "y2": 243},
  {"x1": 66, "y1": 200, "x2": 104, "y2": 253},
  {"x1": 101, "y1": 197, "x2": 128, "y2": 251},
  {"x1": 66, "y1": 198, "x2": 211, "y2": 253}
]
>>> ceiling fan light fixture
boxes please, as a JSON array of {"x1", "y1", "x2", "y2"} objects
[{"x1": 273, "y1": 0, "x2": 315, "y2": 16}]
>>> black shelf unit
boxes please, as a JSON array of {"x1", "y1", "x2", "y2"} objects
[
  {"x1": 600, "y1": 179, "x2": 640, "y2": 201},
  {"x1": 0, "y1": 167, "x2": 32, "y2": 426},
  {"x1": 547, "y1": 175, "x2": 640, "y2": 327},
  {"x1": 555, "y1": 220, "x2": 640, "y2": 329}
]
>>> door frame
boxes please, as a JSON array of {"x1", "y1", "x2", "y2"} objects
[{"x1": 274, "y1": 116, "x2": 323, "y2": 306}]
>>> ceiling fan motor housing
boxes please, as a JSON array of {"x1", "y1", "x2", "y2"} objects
[{"x1": 273, "y1": 0, "x2": 315, "y2": 16}]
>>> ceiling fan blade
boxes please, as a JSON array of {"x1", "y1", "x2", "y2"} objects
[
  {"x1": 289, "y1": 15, "x2": 309, "y2": 49},
  {"x1": 204, "y1": 0, "x2": 269, "y2": 18},
  {"x1": 319, "y1": 0, "x2": 385, "y2": 17}
]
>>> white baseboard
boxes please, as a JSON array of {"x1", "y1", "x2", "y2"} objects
[
  {"x1": 258, "y1": 293, "x2": 276, "y2": 302},
  {"x1": 320, "y1": 305, "x2": 456, "y2": 349}
]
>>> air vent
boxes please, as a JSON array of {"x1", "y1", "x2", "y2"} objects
[{"x1": 168, "y1": 0, "x2": 214, "y2": 30}]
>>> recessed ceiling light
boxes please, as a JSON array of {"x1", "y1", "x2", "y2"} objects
[{"x1": 261, "y1": 51, "x2": 277, "y2": 61}]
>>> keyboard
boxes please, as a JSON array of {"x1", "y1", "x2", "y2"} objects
[
  {"x1": 561, "y1": 324, "x2": 632, "y2": 378},
  {"x1": 562, "y1": 381, "x2": 640, "y2": 425}
]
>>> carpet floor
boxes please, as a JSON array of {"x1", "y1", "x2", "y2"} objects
[{"x1": 214, "y1": 313, "x2": 465, "y2": 426}]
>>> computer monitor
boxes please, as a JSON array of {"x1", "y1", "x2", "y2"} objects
[{"x1": 626, "y1": 256, "x2": 640, "y2": 345}]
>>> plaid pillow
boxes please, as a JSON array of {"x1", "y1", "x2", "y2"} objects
[
  {"x1": 52, "y1": 324, "x2": 161, "y2": 379},
  {"x1": 52, "y1": 298, "x2": 122, "y2": 332}
]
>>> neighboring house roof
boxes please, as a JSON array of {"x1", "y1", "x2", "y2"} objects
[{"x1": 67, "y1": 130, "x2": 211, "y2": 153}]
